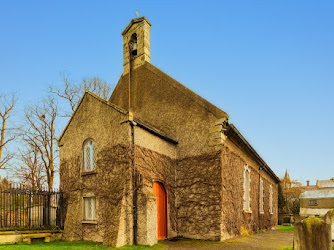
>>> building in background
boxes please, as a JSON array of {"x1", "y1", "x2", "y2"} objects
[{"x1": 300, "y1": 179, "x2": 334, "y2": 217}]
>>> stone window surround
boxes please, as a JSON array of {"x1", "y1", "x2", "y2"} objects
[
  {"x1": 243, "y1": 165, "x2": 251, "y2": 213},
  {"x1": 82, "y1": 193, "x2": 98, "y2": 224},
  {"x1": 269, "y1": 184, "x2": 273, "y2": 214},
  {"x1": 82, "y1": 138, "x2": 96, "y2": 173},
  {"x1": 259, "y1": 177, "x2": 264, "y2": 214}
]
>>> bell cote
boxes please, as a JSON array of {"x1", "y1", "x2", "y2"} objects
[{"x1": 122, "y1": 17, "x2": 151, "y2": 75}]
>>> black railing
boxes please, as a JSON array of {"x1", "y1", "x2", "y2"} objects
[{"x1": 0, "y1": 184, "x2": 64, "y2": 230}]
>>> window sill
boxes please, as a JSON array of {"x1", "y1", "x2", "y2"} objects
[
  {"x1": 260, "y1": 212, "x2": 264, "y2": 215},
  {"x1": 81, "y1": 170, "x2": 97, "y2": 176},
  {"x1": 243, "y1": 209, "x2": 252, "y2": 214},
  {"x1": 82, "y1": 220, "x2": 97, "y2": 224}
]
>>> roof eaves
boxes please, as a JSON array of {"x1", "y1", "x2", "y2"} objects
[
  {"x1": 133, "y1": 118, "x2": 178, "y2": 145},
  {"x1": 227, "y1": 124, "x2": 280, "y2": 183}
]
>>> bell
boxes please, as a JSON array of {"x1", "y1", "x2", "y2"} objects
[
  {"x1": 133, "y1": 42, "x2": 137, "y2": 50},
  {"x1": 132, "y1": 42, "x2": 138, "y2": 56}
]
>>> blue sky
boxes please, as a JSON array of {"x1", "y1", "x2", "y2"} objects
[{"x1": 0, "y1": 0, "x2": 333, "y2": 186}]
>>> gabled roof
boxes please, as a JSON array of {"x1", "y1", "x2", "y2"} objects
[
  {"x1": 110, "y1": 62, "x2": 229, "y2": 120},
  {"x1": 122, "y1": 16, "x2": 151, "y2": 35},
  {"x1": 144, "y1": 63, "x2": 229, "y2": 119},
  {"x1": 58, "y1": 91, "x2": 127, "y2": 144}
]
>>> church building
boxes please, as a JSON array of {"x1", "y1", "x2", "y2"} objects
[{"x1": 58, "y1": 17, "x2": 280, "y2": 247}]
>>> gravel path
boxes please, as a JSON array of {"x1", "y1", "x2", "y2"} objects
[{"x1": 160, "y1": 230, "x2": 294, "y2": 249}]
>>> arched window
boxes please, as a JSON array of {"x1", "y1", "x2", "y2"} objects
[
  {"x1": 269, "y1": 184, "x2": 273, "y2": 214},
  {"x1": 243, "y1": 165, "x2": 251, "y2": 212},
  {"x1": 83, "y1": 139, "x2": 96, "y2": 172},
  {"x1": 259, "y1": 177, "x2": 264, "y2": 213}
]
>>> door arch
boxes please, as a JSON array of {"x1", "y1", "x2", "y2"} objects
[{"x1": 152, "y1": 181, "x2": 167, "y2": 239}]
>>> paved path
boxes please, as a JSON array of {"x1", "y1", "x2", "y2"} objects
[{"x1": 160, "y1": 230, "x2": 294, "y2": 249}]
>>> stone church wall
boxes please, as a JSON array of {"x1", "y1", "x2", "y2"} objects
[
  {"x1": 177, "y1": 151, "x2": 222, "y2": 240},
  {"x1": 220, "y1": 141, "x2": 278, "y2": 240},
  {"x1": 134, "y1": 126, "x2": 178, "y2": 242},
  {"x1": 59, "y1": 93, "x2": 133, "y2": 247}
]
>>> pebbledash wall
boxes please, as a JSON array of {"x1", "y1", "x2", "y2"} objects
[
  {"x1": 110, "y1": 63, "x2": 279, "y2": 242},
  {"x1": 58, "y1": 16, "x2": 279, "y2": 247},
  {"x1": 58, "y1": 93, "x2": 134, "y2": 247}
]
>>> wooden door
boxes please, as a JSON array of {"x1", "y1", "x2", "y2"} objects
[{"x1": 152, "y1": 182, "x2": 167, "y2": 239}]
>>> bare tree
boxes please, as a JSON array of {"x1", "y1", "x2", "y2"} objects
[
  {"x1": 22, "y1": 96, "x2": 58, "y2": 191},
  {"x1": 13, "y1": 146, "x2": 45, "y2": 191},
  {"x1": 0, "y1": 93, "x2": 17, "y2": 169},
  {"x1": 49, "y1": 73, "x2": 112, "y2": 116},
  {"x1": 281, "y1": 177, "x2": 302, "y2": 214}
]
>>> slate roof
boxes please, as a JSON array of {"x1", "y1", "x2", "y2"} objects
[
  {"x1": 300, "y1": 188, "x2": 334, "y2": 199},
  {"x1": 317, "y1": 180, "x2": 334, "y2": 188}
]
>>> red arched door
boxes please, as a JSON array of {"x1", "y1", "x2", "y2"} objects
[{"x1": 152, "y1": 182, "x2": 167, "y2": 239}]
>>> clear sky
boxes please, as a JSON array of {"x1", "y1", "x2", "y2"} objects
[{"x1": 0, "y1": 0, "x2": 333, "y2": 186}]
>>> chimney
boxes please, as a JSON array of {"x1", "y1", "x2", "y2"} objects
[{"x1": 306, "y1": 180, "x2": 310, "y2": 186}]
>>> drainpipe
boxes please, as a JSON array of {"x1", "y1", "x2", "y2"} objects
[
  {"x1": 128, "y1": 42, "x2": 137, "y2": 245},
  {"x1": 130, "y1": 120, "x2": 137, "y2": 245}
]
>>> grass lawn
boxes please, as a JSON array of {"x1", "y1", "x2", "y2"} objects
[
  {"x1": 277, "y1": 225, "x2": 294, "y2": 232},
  {"x1": 0, "y1": 241, "x2": 163, "y2": 249}
]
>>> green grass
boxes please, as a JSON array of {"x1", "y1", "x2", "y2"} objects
[
  {"x1": 281, "y1": 245, "x2": 334, "y2": 249},
  {"x1": 0, "y1": 241, "x2": 163, "y2": 249},
  {"x1": 277, "y1": 225, "x2": 294, "y2": 232}
]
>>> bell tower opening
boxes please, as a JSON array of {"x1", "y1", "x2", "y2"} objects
[
  {"x1": 129, "y1": 33, "x2": 138, "y2": 56},
  {"x1": 122, "y1": 17, "x2": 151, "y2": 74}
]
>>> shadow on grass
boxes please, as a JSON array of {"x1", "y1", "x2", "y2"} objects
[{"x1": 0, "y1": 241, "x2": 163, "y2": 249}]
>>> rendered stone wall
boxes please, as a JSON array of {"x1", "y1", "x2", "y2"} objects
[
  {"x1": 59, "y1": 93, "x2": 132, "y2": 247},
  {"x1": 177, "y1": 151, "x2": 222, "y2": 240},
  {"x1": 220, "y1": 142, "x2": 278, "y2": 240},
  {"x1": 60, "y1": 145, "x2": 132, "y2": 246},
  {"x1": 135, "y1": 145, "x2": 178, "y2": 240}
]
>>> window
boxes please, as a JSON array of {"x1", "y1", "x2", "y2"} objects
[
  {"x1": 269, "y1": 185, "x2": 273, "y2": 214},
  {"x1": 83, "y1": 197, "x2": 96, "y2": 221},
  {"x1": 243, "y1": 165, "x2": 251, "y2": 212},
  {"x1": 309, "y1": 200, "x2": 318, "y2": 206},
  {"x1": 259, "y1": 177, "x2": 264, "y2": 214},
  {"x1": 83, "y1": 139, "x2": 96, "y2": 172}
]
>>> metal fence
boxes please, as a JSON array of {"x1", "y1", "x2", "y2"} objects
[{"x1": 0, "y1": 184, "x2": 64, "y2": 230}]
